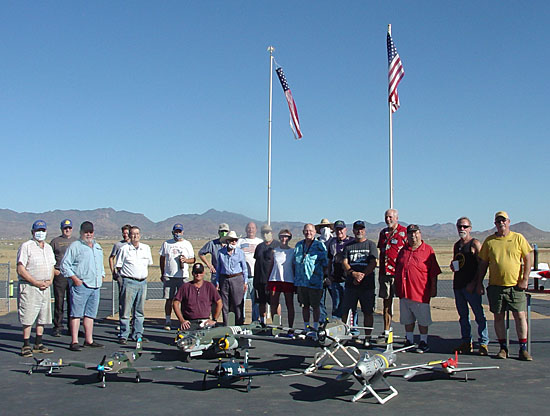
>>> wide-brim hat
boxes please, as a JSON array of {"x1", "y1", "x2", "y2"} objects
[
  {"x1": 220, "y1": 230, "x2": 239, "y2": 243},
  {"x1": 315, "y1": 218, "x2": 334, "y2": 233}
]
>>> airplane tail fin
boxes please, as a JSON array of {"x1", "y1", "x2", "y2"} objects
[
  {"x1": 384, "y1": 331, "x2": 394, "y2": 353},
  {"x1": 136, "y1": 338, "x2": 143, "y2": 353},
  {"x1": 228, "y1": 312, "x2": 236, "y2": 326}
]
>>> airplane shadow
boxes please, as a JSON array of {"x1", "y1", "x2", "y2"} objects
[{"x1": 288, "y1": 373, "x2": 356, "y2": 402}]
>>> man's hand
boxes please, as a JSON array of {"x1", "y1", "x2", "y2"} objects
[
  {"x1": 476, "y1": 282, "x2": 485, "y2": 295},
  {"x1": 54, "y1": 269, "x2": 61, "y2": 277},
  {"x1": 72, "y1": 276, "x2": 83, "y2": 286},
  {"x1": 208, "y1": 265, "x2": 216, "y2": 274},
  {"x1": 516, "y1": 279, "x2": 528, "y2": 290},
  {"x1": 180, "y1": 320, "x2": 191, "y2": 330},
  {"x1": 351, "y1": 271, "x2": 364, "y2": 285},
  {"x1": 160, "y1": 275, "x2": 167, "y2": 283},
  {"x1": 36, "y1": 279, "x2": 51, "y2": 290},
  {"x1": 205, "y1": 319, "x2": 217, "y2": 327},
  {"x1": 244, "y1": 282, "x2": 248, "y2": 292}
]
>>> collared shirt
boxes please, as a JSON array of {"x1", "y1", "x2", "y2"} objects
[
  {"x1": 61, "y1": 239, "x2": 105, "y2": 288},
  {"x1": 394, "y1": 241, "x2": 441, "y2": 303},
  {"x1": 198, "y1": 238, "x2": 224, "y2": 269},
  {"x1": 174, "y1": 281, "x2": 221, "y2": 320},
  {"x1": 17, "y1": 239, "x2": 55, "y2": 282},
  {"x1": 293, "y1": 239, "x2": 328, "y2": 289},
  {"x1": 377, "y1": 224, "x2": 407, "y2": 276},
  {"x1": 115, "y1": 243, "x2": 153, "y2": 280},
  {"x1": 214, "y1": 246, "x2": 248, "y2": 285}
]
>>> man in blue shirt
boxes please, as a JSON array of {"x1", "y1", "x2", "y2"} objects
[
  {"x1": 215, "y1": 231, "x2": 248, "y2": 325},
  {"x1": 61, "y1": 221, "x2": 105, "y2": 351},
  {"x1": 294, "y1": 223, "x2": 328, "y2": 332}
]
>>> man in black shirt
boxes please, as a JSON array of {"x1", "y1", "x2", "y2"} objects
[{"x1": 253, "y1": 224, "x2": 280, "y2": 324}]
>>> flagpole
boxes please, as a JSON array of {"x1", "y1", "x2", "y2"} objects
[
  {"x1": 388, "y1": 24, "x2": 394, "y2": 209},
  {"x1": 267, "y1": 46, "x2": 274, "y2": 226}
]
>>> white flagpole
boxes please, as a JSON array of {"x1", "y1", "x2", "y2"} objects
[
  {"x1": 267, "y1": 46, "x2": 275, "y2": 225},
  {"x1": 388, "y1": 24, "x2": 394, "y2": 209}
]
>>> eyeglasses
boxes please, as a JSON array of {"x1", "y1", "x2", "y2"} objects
[
  {"x1": 457, "y1": 224, "x2": 470, "y2": 229},
  {"x1": 495, "y1": 218, "x2": 507, "y2": 223}
]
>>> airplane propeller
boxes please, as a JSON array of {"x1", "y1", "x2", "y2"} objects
[{"x1": 97, "y1": 355, "x2": 107, "y2": 388}]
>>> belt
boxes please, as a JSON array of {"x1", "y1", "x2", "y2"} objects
[
  {"x1": 220, "y1": 272, "x2": 243, "y2": 278},
  {"x1": 121, "y1": 275, "x2": 146, "y2": 282}
]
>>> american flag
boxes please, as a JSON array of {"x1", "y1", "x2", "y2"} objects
[
  {"x1": 275, "y1": 66, "x2": 302, "y2": 139},
  {"x1": 387, "y1": 27, "x2": 405, "y2": 113}
]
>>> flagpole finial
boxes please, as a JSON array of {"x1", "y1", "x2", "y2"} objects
[{"x1": 267, "y1": 46, "x2": 275, "y2": 54}]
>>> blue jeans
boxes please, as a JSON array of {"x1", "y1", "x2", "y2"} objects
[
  {"x1": 319, "y1": 287, "x2": 328, "y2": 322},
  {"x1": 244, "y1": 277, "x2": 260, "y2": 322},
  {"x1": 328, "y1": 282, "x2": 345, "y2": 319},
  {"x1": 454, "y1": 288, "x2": 489, "y2": 345},
  {"x1": 119, "y1": 278, "x2": 147, "y2": 340}
]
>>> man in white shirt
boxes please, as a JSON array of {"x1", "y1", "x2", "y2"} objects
[
  {"x1": 159, "y1": 223, "x2": 195, "y2": 330},
  {"x1": 115, "y1": 226, "x2": 153, "y2": 344},
  {"x1": 237, "y1": 222, "x2": 263, "y2": 322}
]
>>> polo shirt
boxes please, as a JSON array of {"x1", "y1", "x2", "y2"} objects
[
  {"x1": 174, "y1": 281, "x2": 221, "y2": 320},
  {"x1": 17, "y1": 239, "x2": 55, "y2": 282},
  {"x1": 61, "y1": 239, "x2": 105, "y2": 288},
  {"x1": 115, "y1": 242, "x2": 153, "y2": 280},
  {"x1": 394, "y1": 241, "x2": 441, "y2": 304}
]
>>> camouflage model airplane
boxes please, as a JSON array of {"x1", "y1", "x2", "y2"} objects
[
  {"x1": 176, "y1": 349, "x2": 284, "y2": 392},
  {"x1": 22, "y1": 357, "x2": 67, "y2": 375},
  {"x1": 174, "y1": 312, "x2": 275, "y2": 360}
]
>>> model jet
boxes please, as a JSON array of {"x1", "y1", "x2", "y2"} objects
[
  {"x1": 68, "y1": 338, "x2": 174, "y2": 388},
  {"x1": 177, "y1": 349, "x2": 284, "y2": 392},
  {"x1": 388, "y1": 351, "x2": 500, "y2": 381},
  {"x1": 335, "y1": 332, "x2": 414, "y2": 404},
  {"x1": 174, "y1": 313, "x2": 274, "y2": 360}
]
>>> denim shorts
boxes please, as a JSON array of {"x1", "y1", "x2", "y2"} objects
[{"x1": 70, "y1": 283, "x2": 100, "y2": 319}]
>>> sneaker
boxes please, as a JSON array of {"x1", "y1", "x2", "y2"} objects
[
  {"x1": 21, "y1": 345, "x2": 33, "y2": 358},
  {"x1": 453, "y1": 341, "x2": 473, "y2": 354},
  {"x1": 495, "y1": 348, "x2": 508, "y2": 359},
  {"x1": 374, "y1": 334, "x2": 387, "y2": 345},
  {"x1": 518, "y1": 349, "x2": 533, "y2": 361},
  {"x1": 118, "y1": 338, "x2": 128, "y2": 345},
  {"x1": 83, "y1": 341, "x2": 104, "y2": 348},
  {"x1": 403, "y1": 339, "x2": 415, "y2": 350},
  {"x1": 478, "y1": 344, "x2": 489, "y2": 356},
  {"x1": 69, "y1": 343, "x2": 82, "y2": 352},
  {"x1": 364, "y1": 338, "x2": 371, "y2": 348},
  {"x1": 415, "y1": 341, "x2": 430, "y2": 354},
  {"x1": 33, "y1": 344, "x2": 53, "y2": 354},
  {"x1": 163, "y1": 324, "x2": 171, "y2": 331},
  {"x1": 52, "y1": 328, "x2": 62, "y2": 337}
]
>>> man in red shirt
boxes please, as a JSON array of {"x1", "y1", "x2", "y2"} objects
[
  {"x1": 173, "y1": 263, "x2": 223, "y2": 330},
  {"x1": 395, "y1": 224, "x2": 441, "y2": 353},
  {"x1": 377, "y1": 209, "x2": 407, "y2": 343}
]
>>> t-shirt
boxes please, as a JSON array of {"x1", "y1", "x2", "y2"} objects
[
  {"x1": 253, "y1": 241, "x2": 280, "y2": 286},
  {"x1": 479, "y1": 232, "x2": 532, "y2": 287},
  {"x1": 342, "y1": 239, "x2": 378, "y2": 289},
  {"x1": 268, "y1": 247, "x2": 295, "y2": 283},
  {"x1": 377, "y1": 224, "x2": 407, "y2": 276},
  {"x1": 50, "y1": 235, "x2": 77, "y2": 270},
  {"x1": 159, "y1": 238, "x2": 195, "y2": 279},
  {"x1": 110, "y1": 240, "x2": 127, "y2": 258},
  {"x1": 174, "y1": 281, "x2": 221, "y2": 320},
  {"x1": 326, "y1": 236, "x2": 354, "y2": 283},
  {"x1": 17, "y1": 239, "x2": 55, "y2": 282},
  {"x1": 237, "y1": 237, "x2": 263, "y2": 277},
  {"x1": 395, "y1": 242, "x2": 441, "y2": 303}
]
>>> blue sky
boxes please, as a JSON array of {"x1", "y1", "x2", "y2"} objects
[{"x1": 1, "y1": 1, "x2": 549, "y2": 232}]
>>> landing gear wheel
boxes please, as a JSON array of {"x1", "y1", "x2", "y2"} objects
[{"x1": 136, "y1": 374, "x2": 141, "y2": 383}]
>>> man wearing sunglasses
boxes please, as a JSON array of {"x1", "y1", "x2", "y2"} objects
[
  {"x1": 477, "y1": 211, "x2": 533, "y2": 361},
  {"x1": 450, "y1": 217, "x2": 489, "y2": 356}
]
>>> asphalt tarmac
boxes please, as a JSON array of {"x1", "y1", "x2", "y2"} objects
[{"x1": 1, "y1": 305, "x2": 549, "y2": 416}]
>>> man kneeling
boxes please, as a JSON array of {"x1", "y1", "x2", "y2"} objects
[{"x1": 173, "y1": 263, "x2": 223, "y2": 330}]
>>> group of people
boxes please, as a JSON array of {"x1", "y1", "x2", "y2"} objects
[{"x1": 16, "y1": 209, "x2": 534, "y2": 361}]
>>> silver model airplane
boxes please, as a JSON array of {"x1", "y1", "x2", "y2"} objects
[{"x1": 22, "y1": 357, "x2": 67, "y2": 375}]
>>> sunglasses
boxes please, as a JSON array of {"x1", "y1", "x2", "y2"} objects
[
  {"x1": 495, "y1": 218, "x2": 507, "y2": 223},
  {"x1": 457, "y1": 225, "x2": 470, "y2": 229}
]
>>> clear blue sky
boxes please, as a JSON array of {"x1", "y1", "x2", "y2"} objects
[{"x1": 2, "y1": 1, "x2": 549, "y2": 232}]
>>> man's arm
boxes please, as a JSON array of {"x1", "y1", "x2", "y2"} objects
[
  {"x1": 159, "y1": 255, "x2": 166, "y2": 278},
  {"x1": 517, "y1": 251, "x2": 533, "y2": 290},
  {"x1": 475, "y1": 259, "x2": 489, "y2": 295},
  {"x1": 211, "y1": 298, "x2": 223, "y2": 323},
  {"x1": 172, "y1": 299, "x2": 190, "y2": 330}
]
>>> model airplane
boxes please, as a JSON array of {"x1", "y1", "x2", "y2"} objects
[
  {"x1": 174, "y1": 313, "x2": 275, "y2": 360},
  {"x1": 69, "y1": 338, "x2": 174, "y2": 388},
  {"x1": 335, "y1": 332, "x2": 414, "y2": 404},
  {"x1": 388, "y1": 351, "x2": 500, "y2": 381},
  {"x1": 176, "y1": 349, "x2": 284, "y2": 392},
  {"x1": 22, "y1": 357, "x2": 67, "y2": 375}
]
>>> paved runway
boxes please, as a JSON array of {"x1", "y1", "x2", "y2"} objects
[{"x1": 1, "y1": 302, "x2": 549, "y2": 416}]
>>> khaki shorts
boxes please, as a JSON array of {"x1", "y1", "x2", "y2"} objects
[
  {"x1": 18, "y1": 282, "x2": 52, "y2": 326},
  {"x1": 297, "y1": 286, "x2": 323, "y2": 308},
  {"x1": 487, "y1": 285, "x2": 527, "y2": 314},
  {"x1": 378, "y1": 274, "x2": 395, "y2": 299},
  {"x1": 399, "y1": 298, "x2": 432, "y2": 327},
  {"x1": 163, "y1": 277, "x2": 186, "y2": 300}
]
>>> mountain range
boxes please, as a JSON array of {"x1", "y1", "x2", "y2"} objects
[{"x1": 1, "y1": 208, "x2": 550, "y2": 242}]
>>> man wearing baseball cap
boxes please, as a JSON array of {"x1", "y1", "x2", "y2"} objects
[
  {"x1": 50, "y1": 219, "x2": 77, "y2": 337},
  {"x1": 159, "y1": 223, "x2": 195, "y2": 330},
  {"x1": 16, "y1": 220, "x2": 56, "y2": 357},
  {"x1": 476, "y1": 211, "x2": 533, "y2": 361}
]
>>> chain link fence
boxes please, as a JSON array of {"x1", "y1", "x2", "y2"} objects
[{"x1": 0, "y1": 263, "x2": 13, "y2": 314}]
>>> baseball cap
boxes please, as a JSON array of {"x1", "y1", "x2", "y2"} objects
[
  {"x1": 261, "y1": 224, "x2": 273, "y2": 233},
  {"x1": 353, "y1": 220, "x2": 366, "y2": 229},
  {"x1": 334, "y1": 220, "x2": 346, "y2": 229},
  {"x1": 192, "y1": 263, "x2": 205, "y2": 274},
  {"x1": 218, "y1": 223, "x2": 230, "y2": 232},
  {"x1": 494, "y1": 211, "x2": 509, "y2": 220},
  {"x1": 173, "y1": 223, "x2": 184, "y2": 232},
  {"x1": 32, "y1": 220, "x2": 47, "y2": 231},
  {"x1": 60, "y1": 219, "x2": 72, "y2": 229},
  {"x1": 407, "y1": 224, "x2": 420, "y2": 233},
  {"x1": 80, "y1": 221, "x2": 94, "y2": 233}
]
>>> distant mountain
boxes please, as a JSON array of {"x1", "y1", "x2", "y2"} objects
[{"x1": 1, "y1": 208, "x2": 550, "y2": 242}]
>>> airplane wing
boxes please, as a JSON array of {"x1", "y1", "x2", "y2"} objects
[
  {"x1": 175, "y1": 366, "x2": 210, "y2": 375},
  {"x1": 68, "y1": 361, "x2": 103, "y2": 371},
  {"x1": 432, "y1": 365, "x2": 500, "y2": 374},
  {"x1": 384, "y1": 362, "x2": 442, "y2": 374},
  {"x1": 238, "y1": 370, "x2": 284, "y2": 377},
  {"x1": 118, "y1": 366, "x2": 174, "y2": 373}
]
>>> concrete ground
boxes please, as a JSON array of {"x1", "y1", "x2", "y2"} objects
[{"x1": 1, "y1": 293, "x2": 550, "y2": 416}]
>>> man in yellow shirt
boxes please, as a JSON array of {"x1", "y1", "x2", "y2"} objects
[{"x1": 477, "y1": 211, "x2": 533, "y2": 361}]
